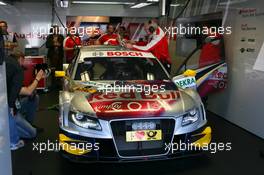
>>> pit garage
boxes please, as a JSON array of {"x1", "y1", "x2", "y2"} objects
[{"x1": 0, "y1": 0, "x2": 264, "y2": 175}]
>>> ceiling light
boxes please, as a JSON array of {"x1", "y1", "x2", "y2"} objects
[
  {"x1": 147, "y1": 0, "x2": 159, "y2": 2},
  {"x1": 56, "y1": 0, "x2": 69, "y2": 8},
  {"x1": 0, "y1": 1, "x2": 7, "y2": 5},
  {"x1": 130, "y1": 3, "x2": 152, "y2": 8},
  {"x1": 219, "y1": 0, "x2": 248, "y2": 5},
  {"x1": 170, "y1": 4, "x2": 181, "y2": 7},
  {"x1": 72, "y1": 1, "x2": 135, "y2": 5}
]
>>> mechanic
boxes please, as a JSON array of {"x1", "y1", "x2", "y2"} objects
[
  {"x1": 0, "y1": 20, "x2": 18, "y2": 54},
  {"x1": 199, "y1": 25, "x2": 224, "y2": 68},
  {"x1": 63, "y1": 27, "x2": 82, "y2": 63},
  {"x1": 6, "y1": 50, "x2": 45, "y2": 150},
  {"x1": 118, "y1": 26, "x2": 130, "y2": 41},
  {"x1": 136, "y1": 37, "x2": 148, "y2": 46},
  {"x1": 96, "y1": 24, "x2": 119, "y2": 46},
  {"x1": 46, "y1": 25, "x2": 64, "y2": 89},
  {"x1": 125, "y1": 20, "x2": 171, "y2": 74}
]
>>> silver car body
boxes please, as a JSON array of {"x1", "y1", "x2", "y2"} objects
[{"x1": 58, "y1": 46, "x2": 211, "y2": 162}]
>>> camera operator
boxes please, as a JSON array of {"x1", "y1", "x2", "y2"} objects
[{"x1": 6, "y1": 50, "x2": 45, "y2": 150}]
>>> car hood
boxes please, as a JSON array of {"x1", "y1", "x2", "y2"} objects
[{"x1": 70, "y1": 81, "x2": 197, "y2": 120}]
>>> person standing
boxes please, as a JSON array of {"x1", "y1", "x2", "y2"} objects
[
  {"x1": 97, "y1": 24, "x2": 119, "y2": 46},
  {"x1": 199, "y1": 26, "x2": 223, "y2": 68},
  {"x1": 118, "y1": 26, "x2": 130, "y2": 41},
  {"x1": 125, "y1": 20, "x2": 171, "y2": 74},
  {"x1": 0, "y1": 20, "x2": 18, "y2": 55},
  {"x1": 46, "y1": 25, "x2": 64, "y2": 70},
  {"x1": 0, "y1": 21, "x2": 6, "y2": 63},
  {"x1": 63, "y1": 28, "x2": 82, "y2": 63},
  {"x1": 46, "y1": 25, "x2": 64, "y2": 89}
]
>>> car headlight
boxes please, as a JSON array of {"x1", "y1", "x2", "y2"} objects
[
  {"x1": 69, "y1": 111, "x2": 102, "y2": 131},
  {"x1": 181, "y1": 108, "x2": 199, "y2": 126}
]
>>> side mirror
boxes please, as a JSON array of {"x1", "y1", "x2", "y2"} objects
[{"x1": 55, "y1": 71, "x2": 66, "y2": 77}]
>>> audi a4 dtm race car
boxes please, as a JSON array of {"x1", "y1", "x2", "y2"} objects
[{"x1": 55, "y1": 46, "x2": 226, "y2": 162}]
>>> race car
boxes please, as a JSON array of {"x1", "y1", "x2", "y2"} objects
[{"x1": 56, "y1": 45, "x2": 213, "y2": 162}]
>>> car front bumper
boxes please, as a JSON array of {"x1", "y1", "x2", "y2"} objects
[{"x1": 58, "y1": 125, "x2": 212, "y2": 163}]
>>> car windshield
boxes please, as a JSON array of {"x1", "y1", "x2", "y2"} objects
[{"x1": 74, "y1": 57, "x2": 169, "y2": 81}]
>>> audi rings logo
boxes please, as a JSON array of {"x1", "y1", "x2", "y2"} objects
[{"x1": 92, "y1": 52, "x2": 104, "y2": 57}]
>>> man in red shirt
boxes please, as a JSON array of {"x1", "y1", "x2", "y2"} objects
[
  {"x1": 97, "y1": 24, "x2": 119, "y2": 46},
  {"x1": 199, "y1": 28, "x2": 223, "y2": 68},
  {"x1": 63, "y1": 28, "x2": 82, "y2": 63},
  {"x1": 125, "y1": 20, "x2": 171, "y2": 73}
]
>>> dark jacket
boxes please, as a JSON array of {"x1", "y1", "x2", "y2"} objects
[
  {"x1": 5, "y1": 55, "x2": 24, "y2": 108},
  {"x1": 0, "y1": 35, "x2": 5, "y2": 64},
  {"x1": 46, "y1": 34, "x2": 64, "y2": 60}
]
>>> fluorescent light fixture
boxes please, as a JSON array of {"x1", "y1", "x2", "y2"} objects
[
  {"x1": 72, "y1": 1, "x2": 135, "y2": 5},
  {"x1": 147, "y1": 0, "x2": 159, "y2": 2},
  {"x1": 0, "y1": 1, "x2": 7, "y2": 5},
  {"x1": 130, "y1": 3, "x2": 152, "y2": 8},
  {"x1": 219, "y1": 0, "x2": 248, "y2": 5},
  {"x1": 56, "y1": 0, "x2": 69, "y2": 7},
  {"x1": 161, "y1": 0, "x2": 166, "y2": 16},
  {"x1": 59, "y1": 0, "x2": 69, "y2": 8},
  {"x1": 170, "y1": 4, "x2": 181, "y2": 7}
]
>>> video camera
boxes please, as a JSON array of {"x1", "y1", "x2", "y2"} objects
[{"x1": 35, "y1": 63, "x2": 51, "y2": 77}]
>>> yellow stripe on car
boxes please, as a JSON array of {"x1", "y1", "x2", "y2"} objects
[
  {"x1": 191, "y1": 126, "x2": 212, "y2": 147},
  {"x1": 59, "y1": 134, "x2": 91, "y2": 155}
]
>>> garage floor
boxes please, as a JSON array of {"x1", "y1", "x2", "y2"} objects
[{"x1": 12, "y1": 90, "x2": 264, "y2": 175}]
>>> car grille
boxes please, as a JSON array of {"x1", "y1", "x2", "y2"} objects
[{"x1": 110, "y1": 119, "x2": 175, "y2": 158}]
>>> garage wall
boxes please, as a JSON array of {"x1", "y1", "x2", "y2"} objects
[
  {"x1": 0, "y1": 2, "x2": 159, "y2": 52},
  {"x1": 171, "y1": 0, "x2": 264, "y2": 139},
  {"x1": 0, "y1": 64, "x2": 12, "y2": 175},
  {"x1": 208, "y1": 0, "x2": 264, "y2": 139}
]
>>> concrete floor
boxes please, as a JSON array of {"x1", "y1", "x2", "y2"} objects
[{"x1": 12, "y1": 90, "x2": 264, "y2": 175}]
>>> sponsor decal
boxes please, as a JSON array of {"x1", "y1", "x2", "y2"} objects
[
  {"x1": 211, "y1": 70, "x2": 227, "y2": 80},
  {"x1": 240, "y1": 48, "x2": 245, "y2": 53},
  {"x1": 92, "y1": 52, "x2": 104, "y2": 57},
  {"x1": 14, "y1": 32, "x2": 47, "y2": 40},
  {"x1": 239, "y1": 8, "x2": 256, "y2": 15},
  {"x1": 81, "y1": 51, "x2": 155, "y2": 60},
  {"x1": 87, "y1": 91, "x2": 180, "y2": 102},
  {"x1": 74, "y1": 87, "x2": 97, "y2": 93},
  {"x1": 246, "y1": 48, "x2": 255, "y2": 53},
  {"x1": 241, "y1": 24, "x2": 256, "y2": 31},
  {"x1": 91, "y1": 100, "x2": 171, "y2": 113},
  {"x1": 174, "y1": 77, "x2": 196, "y2": 89},
  {"x1": 248, "y1": 38, "x2": 255, "y2": 43},
  {"x1": 107, "y1": 51, "x2": 143, "y2": 57},
  {"x1": 126, "y1": 130, "x2": 162, "y2": 142},
  {"x1": 240, "y1": 48, "x2": 255, "y2": 53}
]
